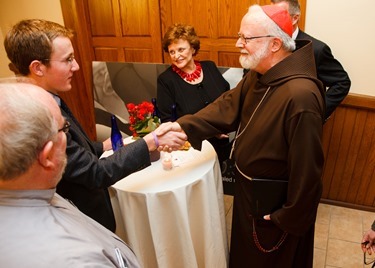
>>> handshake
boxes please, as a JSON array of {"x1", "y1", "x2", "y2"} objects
[{"x1": 143, "y1": 122, "x2": 187, "y2": 152}]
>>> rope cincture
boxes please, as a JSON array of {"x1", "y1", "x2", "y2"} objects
[{"x1": 252, "y1": 217, "x2": 288, "y2": 253}]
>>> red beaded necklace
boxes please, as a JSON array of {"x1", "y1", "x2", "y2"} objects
[{"x1": 172, "y1": 60, "x2": 202, "y2": 82}]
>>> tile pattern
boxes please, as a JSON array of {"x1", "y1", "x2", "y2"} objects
[{"x1": 223, "y1": 195, "x2": 375, "y2": 268}]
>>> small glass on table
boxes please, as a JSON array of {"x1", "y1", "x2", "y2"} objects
[{"x1": 161, "y1": 152, "x2": 173, "y2": 170}]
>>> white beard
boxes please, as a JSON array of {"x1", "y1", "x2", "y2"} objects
[{"x1": 239, "y1": 41, "x2": 270, "y2": 70}]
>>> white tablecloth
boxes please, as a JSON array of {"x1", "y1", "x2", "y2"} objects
[{"x1": 107, "y1": 140, "x2": 228, "y2": 268}]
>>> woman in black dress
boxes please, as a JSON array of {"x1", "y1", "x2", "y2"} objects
[{"x1": 157, "y1": 23, "x2": 231, "y2": 169}]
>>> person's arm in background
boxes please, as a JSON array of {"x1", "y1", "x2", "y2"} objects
[
  {"x1": 313, "y1": 41, "x2": 351, "y2": 120},
  {"x1": 362, "y1": 220, "x2": 375, "y2": 254}
]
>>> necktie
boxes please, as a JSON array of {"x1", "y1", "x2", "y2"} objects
[
  {"x1": 59, "y1": 98, "x2": 84, "y2": 132},
  {"x1": 60, "y1": 99, "x2": 76, "y2": 122}
]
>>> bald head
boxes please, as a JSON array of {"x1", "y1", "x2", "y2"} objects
[{"x1": 0, "y1": 82, "x2": 63, "y2": 180}]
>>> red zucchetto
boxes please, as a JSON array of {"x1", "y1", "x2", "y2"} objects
[{"x1": 261, "y1": 5, "x2": 293, "y2": 37}]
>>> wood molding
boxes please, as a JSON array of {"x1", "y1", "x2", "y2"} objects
[
  {"x1": 321, "y1": 198, "x2": 375, "y2": 213},
  {"x1": 341, "y1": 93, "x2": 375, "y2": 111},
  {"x1": 322, "y1": 93, "x2": 375, "y2": 211}
]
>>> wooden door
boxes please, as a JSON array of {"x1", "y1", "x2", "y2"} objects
[{"x1": 87, "y1": 0, "x2": 163, "y2": 62}]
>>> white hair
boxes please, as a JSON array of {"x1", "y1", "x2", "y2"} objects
[{"x1": 0, "y1": 83, "x2": 57, "y2": 180}]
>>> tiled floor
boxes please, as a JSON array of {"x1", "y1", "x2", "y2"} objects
[{"x1": 223, "y1": 195, "x2": 375, "y2": 268}]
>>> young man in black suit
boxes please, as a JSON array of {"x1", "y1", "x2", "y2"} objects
[{"x1": 4, "y1": 19, "x2": 187, "y2": 232}]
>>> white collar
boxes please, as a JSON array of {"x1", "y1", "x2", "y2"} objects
[
  {"x1": 292, "y1": 27, "x2": 299, "y2": 40},
  {"x1": 48, "y1": 92, "x2": 61, "y2": 106}
]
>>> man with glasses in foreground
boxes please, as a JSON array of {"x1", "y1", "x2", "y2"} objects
[
  {"x1": 3, "y1": 19, "x2": 186, "y2": 232},
  {"x1": 0, "y1": 82, "x2": 140, "y2": 267},
  {"x1": 158, "y1": 4, "x2": 325, "y2": 267}
]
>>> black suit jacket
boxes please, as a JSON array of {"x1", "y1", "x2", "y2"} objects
[
  {"x1": 297, "y1": 30, "x2": 351, "y2": 119},
  {"x1": 57, "y1": 100, "x2": 151, "y2": 231}
]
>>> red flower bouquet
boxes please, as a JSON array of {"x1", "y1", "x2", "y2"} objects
[{"x1": 126, "y1": 101, "x2": 160, "y2": 138}]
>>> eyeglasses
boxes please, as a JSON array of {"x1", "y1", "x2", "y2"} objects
[
  {"x1": 364, "y1": 251, "x2": 375, "y2": 267},
  {"x1": 42, "y1": 56, "x2": 76, "y2": 65},
  {"x1": 237, "y1": 33, "x2": 274, "y2": 44},
  {"x1": 58, "y1": 120, "x2": 71, "y2": 133}
]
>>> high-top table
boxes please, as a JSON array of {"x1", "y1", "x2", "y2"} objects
[{"x1": 104, "y1": 140, "x2": 228, "y2": 268}]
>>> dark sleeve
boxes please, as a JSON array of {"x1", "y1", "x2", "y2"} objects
[
  {"x1": 63, "y1": 133, "x2": 151, "y2": 189},
  {"x1": 314, "y1": 42, "x2": 351, "y2": 119},
  {"x1": 92, "y1": 141, "x2": 104, "y2": 156},
  {"x1": 157, "y1": 70, "x2": 175, "y2": 122}
]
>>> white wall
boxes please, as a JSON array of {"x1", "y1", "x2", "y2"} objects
[
  {"x1": 0, "y1": 0, "x2": 374, "y2": 96},
  {"x1": 305, "y1": 0, "x2": 375, "y2": 96}
]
